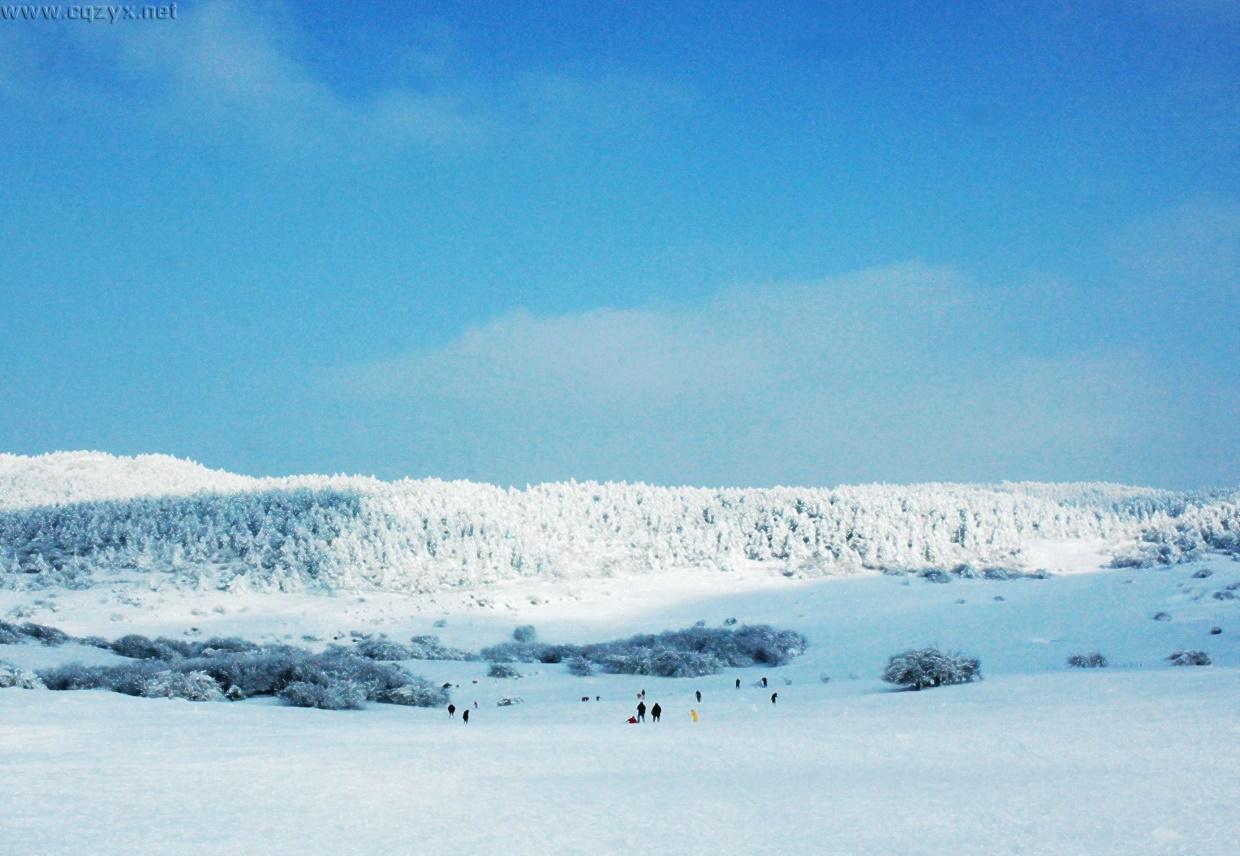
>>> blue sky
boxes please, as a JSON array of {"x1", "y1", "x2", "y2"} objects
[{"x1": 1, "y1": 0, "x2": 1236, "y2": 487}]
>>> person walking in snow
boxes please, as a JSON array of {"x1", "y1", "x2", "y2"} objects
[
  {"x1": 735, "y1": 678, "x2": 741, "y2": 689},
  {"x1": 695, "y1": 690, "x2": 702, "y2": 703},
  {"x1": 651, "y1": 703, "x2": 662, "y2": 722},
  {"x1": 690, "y1": 708, "x2": 699, "y2": 723},
  {"x1": 770, "y1": 692, "x2": 778, "y2": 704},
  {"x1": 761, "y1": 676, "x2": 768, "y2": 688},
  {"x1": 448, "y1": 703, "x2": 456, "y2": 718},
  {"x1": 637, "y1": 701, "x2": 647, "y2": 722},
  {"x1": 463, "y1": 708, "x2": 470, "y2": 724}
]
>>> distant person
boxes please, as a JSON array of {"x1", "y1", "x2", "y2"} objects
[
  {"x1": 770, "y1": 692, "x2": 778, "y2": 704},
  {"x1": 735, "y1": 678, "x2": 741, "y2": 689},
  {"x1": 695, "y1": 690, "x2": 702, "y2": 703},
  {"x1": 761, "y1": 677, "x2": 768, "y2": 688},
  {"x1": 473, "y1": 701, "x2": 478, "y2": 709},
  {"x1": 690, "y1": 708, "x2": 699, "y2": 723},
  {"x1": 463, "y1": 709, "x2": 470, "y2": 724},
  {"x1": 637, "y1": 701, "x2": 647, "y2": 722},
  {"x1": 448, "y1": 703, "x2": 456, "y2": 718},
  {"x1": 651, "y1": 703, "x2": 662, "y2": 722}
]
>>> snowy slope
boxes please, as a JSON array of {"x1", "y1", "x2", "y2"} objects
[{"x1": 1, "y1": 452, "x2": 1237, "y2": 594}]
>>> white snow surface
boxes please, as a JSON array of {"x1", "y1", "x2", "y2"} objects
[
  {"x1": 1, "y1": 558, "x2": 1238, "y2": 855},
  {"x1": 2, "y1": 452, "x2": 1237, "y2": 593}
]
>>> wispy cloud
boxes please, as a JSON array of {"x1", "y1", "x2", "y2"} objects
[
  {"x1": 0, "y1": 1, "x2": 693, "y2": 157},
  {"x1": 329, "y1": 262, "x2": 1192, "y2": 485}
]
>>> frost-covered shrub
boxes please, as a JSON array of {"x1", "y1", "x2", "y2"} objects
[
  {"x1": 982, "y1": 567, "x2": 1013, "y2": 580},
  {"x1": 487, "y1": 663, "x2": 521, "y2": 679},
  {"x1": 497, "y1": 696, "x2": 522, "y2": 706},
  {"x1": 951, "y1": 563, "x2": 979, "y2": 579},
  {"x1": 354, "y1": 637, "x2": 412, "y2": 661},
  {"x1": 141, "y1": 669, "x2": 225, "y2": 702},
  {"x1": 1213, "y1": 589, "x2": 1238, "y2": 601},
  {"x1": 1209, "y1": 626, "x2": 1222, "y2": 635},
  {"x1": 0, "y1": 661, "x2": 45, "y2": 689},
  {"x1": 484, "y1": 624, "x2": 806, "y2": 676},
  {"x1": 192, "y1": 637, "x2": 260, "y2": 656},
  {"x1": 1066, "y1": 652, "x2": 1108, "y2": 668},
  {"x1": 406, "y1": 635, "x2": 477, "y2": 661},
  {"x1": 882, "y1": 647, "x2": 981, "y2": 690},
  {"x1": 279, "y1": 679, "x2": 366, "y2": 710},
  {"x1": 1167, "y1": 650, "x2": 1211, "y2": 666},
  {"x1": 379, "y1": 676, "x2": 448, "y2": 707},
  {"x1": 1152, "y1": 612, "x2": 1171, "y2": 621},
  {"x1": 17, "y1": 622, "x2": 68, "y2": 646},
  {"x1": 110, "y1": 634, "x2": 190, "y2": 660},
  {"x1": 600, "y1": 649, "x2": 722, "y2": 678},
  {"x1": 565, "y1": 656, "x2": 593, "y2": 676},
  {"x1": 39, "y1": 660, "x2": 165, "y2": 695},
  {"x1": 919, "y1": 568, "x2": 951, "y2": 584},
  {"x1": 512, "y1": 625, "x2": 538, "y2": 643},
  {"x1": 1192, "y1": 569, "x2": 1214, "y2": 579},
  {"x1": 0, "y1": 620, "x2": 23, "y2": 644}
]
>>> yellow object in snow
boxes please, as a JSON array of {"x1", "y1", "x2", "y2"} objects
[{"x1": 690, "y1": 708, "x2": 699, "y2": 722}]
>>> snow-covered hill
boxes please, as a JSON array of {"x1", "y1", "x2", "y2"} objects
[{"x1": 1, "y1": 452, "x2": 1237, "y2": 593}]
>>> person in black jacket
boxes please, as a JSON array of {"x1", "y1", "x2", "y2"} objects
[
  {"x1": 636, "y1": 701, "x2": 647, "y2": 722},
  {"x1": 651, "y1": 703, "x2": 662, "y2": 722},
  {"x1": 463, "y1": 708, "x2": 470, "y2": 724},
  {"x1": 695, "y1": 690, "x2": 702, "y2": 703},
  {"x1": 448, "y1": 703, "x2": 456, "y2": 718},
  {"x1": 770, "y1": 692, "x2": 778, "y2": 704}
]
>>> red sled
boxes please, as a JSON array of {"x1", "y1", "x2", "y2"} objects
[{"x1": 626, "y1": 716, "x2": 639, "y2": 724}]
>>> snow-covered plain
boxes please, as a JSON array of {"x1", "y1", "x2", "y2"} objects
[
  {"x1": 2, "y1": 558, "x2": 1238, "y2": 855},
  {"x1": 1, "y1": 454, "x2": 1238, "y2": 854}
]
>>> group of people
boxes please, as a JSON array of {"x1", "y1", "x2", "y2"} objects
[
  {"x1": 444, "y1": 676, "x2": 780, "y2": 725},
  {"x1": 628, "y1": 678, "x2": 779, "y2": 724}
]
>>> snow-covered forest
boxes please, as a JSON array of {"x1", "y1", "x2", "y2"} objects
[{"x1": 1, "y1": 453, "x2": 1237, "y2": 593}]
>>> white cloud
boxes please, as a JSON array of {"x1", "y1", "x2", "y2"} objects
[{"x1": 329, "y1": 263, "x2": 1178, "y2": 484}]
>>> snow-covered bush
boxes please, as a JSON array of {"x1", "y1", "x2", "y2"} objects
[
  {"x1": 1066, "y1": 652, "x2": 1108, "y2": 668},
  {"x1": 354, "y1": 637, "x2": 412, "y2": 661},
  {"x1": 141, "y1": 669, "x2": 225, "y2": 702},
  {"x1": 482, "y1": 624, "x2": 806, "y2": 676},
  {"x1": 279, "y1": 679, "x2": 366, "y2": 710},
  {"x1": 379, "y1": 676, "x2": 448, "y2": 707},
  {"x1": 1192, "y1": 569, "x2": 1214, "y2": 579},
  {"x1": 497, "y1": 696, "x2": 522, "y2": 706},
  {"x1": 1152, "y1": 612, "x2": 1171, "y2": 622},
  {"x1": 487, "y1": 663, "x2": 521, "y2": 679},
  {"x1": 110, "y1": 634, "x2": 191, "y2": 660},
  {"x1": 920, "y1": 568, "x2": 951, "y2": 584},
  {"x1": 565, "y1": 656, "x2": 594, "y2": 676},
  {"x1": 512, "y1": 625, "x2": 537, "y2": 643},
  {"x1": 16, "y1": 622, "x2": 68, "y2": 646},
  {"x1": 882, "y1": 647, "x2": 981, "y2": 690},
  {"x1": 39, "y1": 660, "x2": 165, "y2": 695},
  {"x1": 0, "y1": 620, "x2": 23, "y2": 644},
  {"x1": 600, "y1": 650, "x2": 722, "y2": 678},
  {"x1": 193, "y1": 637, "x2": 260, "y2": 656},
  {"x1": 0, "y1": 661, "x2": 45, "y2": 689},
  {"x1": 1167, "y1": 650, "x2": 1211, "y2": 666},
  {"x1": 406, "y1": 635, "x2": 477, "y2": 661}
]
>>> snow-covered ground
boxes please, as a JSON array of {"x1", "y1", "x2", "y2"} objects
[{"x1": 2, "y1": 557, "x2": 1237, "y2": 855}]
